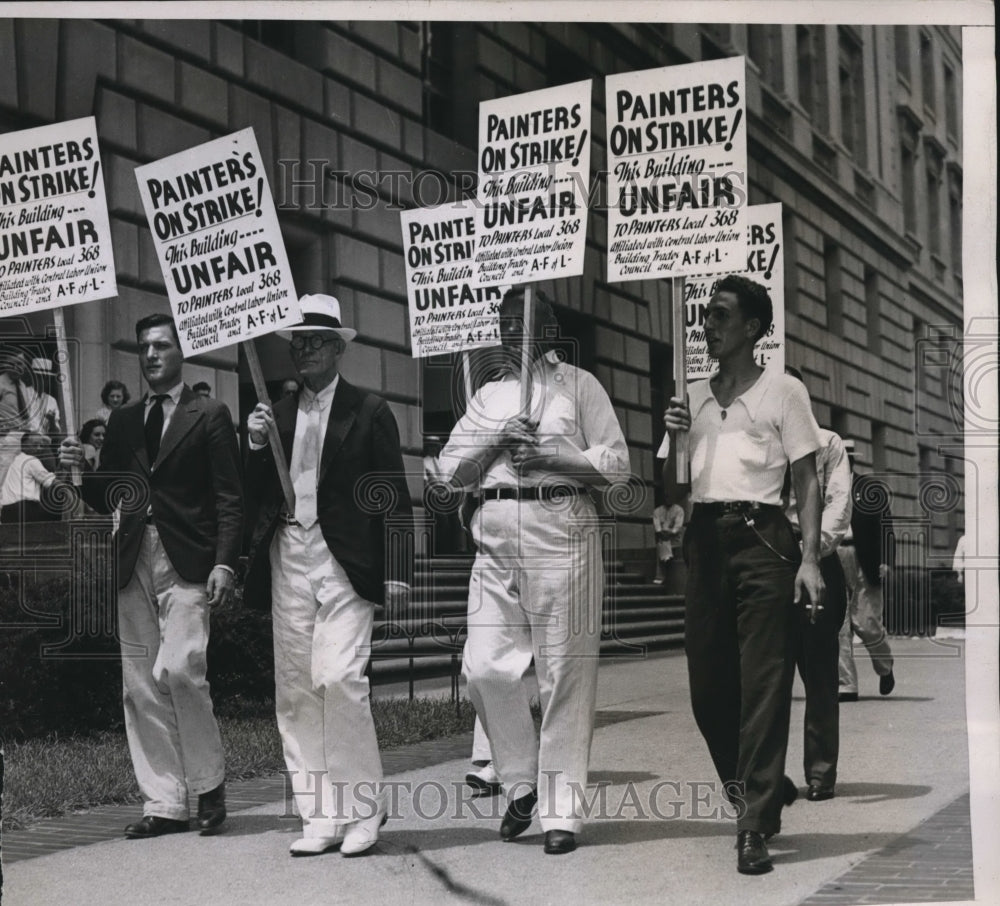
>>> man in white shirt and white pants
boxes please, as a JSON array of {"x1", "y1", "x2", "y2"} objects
[{"x1": 439, "y1": 288, "x2": 630, "y2": 856}]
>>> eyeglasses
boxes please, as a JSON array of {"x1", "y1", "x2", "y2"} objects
[{"x1": 290, "y1": 335, "x2": 339, "y2": 351}]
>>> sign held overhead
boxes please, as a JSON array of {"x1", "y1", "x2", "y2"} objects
[
  {"x1": 0, "y1": 117, "x2": 117, "y2": 314},
  {"x1": 135, "y1": 128, "x2": 300, "y2": 358},
  {"x1": 401, "y1": 202, "x2": 502, "y2": 358},
  {"x1": 473, "y1": 80, "x2": 592, "y2": 287},
  {"x1": 606, "y1": 56, "x2": 748, "y2": 281}
]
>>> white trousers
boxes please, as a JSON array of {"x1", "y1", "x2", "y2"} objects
[
  {"x1": 471, "y1": 716, "x2": 492, "y2": 764},
  {"x1": 270, "y1": 522, "x2": 383, "y2": 837},
  {"x1": 463, "y1": 496, "x2": 603, "y2": 834},
  {"x1": 836, "y1": 544, "x2": 894, "y2": 693},
  {"x1": 118, "y1": 526, "x2": 225, "y2": 820}
]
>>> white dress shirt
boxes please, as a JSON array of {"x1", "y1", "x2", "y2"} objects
[
  {"x1": 439, "y1": 355, "x2": 630, "y2": 490},
  {"x1": 288, "y1": 375, "x2": 339, "y2": 494},
  {"x1": 785, "y1": 428, "x2": 853, "y2": 558},
  {"x1": 143, "y1": 381, "x2": 184, "y2": 436}
]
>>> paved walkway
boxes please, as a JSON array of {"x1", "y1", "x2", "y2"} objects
[{"x1": 1, "y1": 639, "x2": 984, "y2": 906}]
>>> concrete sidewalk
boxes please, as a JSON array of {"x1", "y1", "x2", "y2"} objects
[{"x1": 2, "y1": 637, "x2": 975, "y2": 906}]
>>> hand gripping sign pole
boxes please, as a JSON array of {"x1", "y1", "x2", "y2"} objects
[
  {"x1": 519, "y1": 284, "x2": 534, "y2": 415},
  {"x1": 243, "y1": 340, "x2": 296, "y2": 515},
  {"x1": 671, "y1": 276, "x2": 690, "y2": 485},
  {"x1": 51, "y1": 307, "x2": 81, "y2": 487},
  {"x1": 461, "y1": 351, "x2": 473, "y2": 407}
]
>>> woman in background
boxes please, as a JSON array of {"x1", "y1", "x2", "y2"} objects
[
  {"x1": 95, "y1": 380, "x2": 130, "y2": 423},
  {"x1": 79, "y1": 418, "x2": 107, "y2": 470}
]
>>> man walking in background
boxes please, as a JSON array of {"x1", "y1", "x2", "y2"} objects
[
  {"x1": 783, "y1": 367, "x2": 852, "y2": 802},
  {"x1": 60, "y1": 313, "x2": 241, "y2": 839},
  {"x1": 837, "y1": 440, "x2": 896, "y2": 701}
]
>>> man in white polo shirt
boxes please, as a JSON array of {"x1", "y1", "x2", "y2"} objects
[{"x1": 663, "y1": 275, "x2": 825, "y2": 875}]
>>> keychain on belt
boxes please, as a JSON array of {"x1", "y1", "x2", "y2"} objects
[{"x1": 742, "y1": 512, "x2": 797, "y2": 564}]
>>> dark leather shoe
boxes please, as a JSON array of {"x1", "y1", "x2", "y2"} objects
[
  {"x1": 807, "y1": 785, "x2": 835, "y2": 802},
  {"x1": 879, "y1": 670, "x2": 896, "y2": 696},
  {"x1": 839, "y1": 691, "x2": 859, "y2": 702},
  {"x1": 197, "y1": 783, "x2": 227, "y2": 834},
  {"x1": 543, "y1": 830, "x2": 576, "y2": 855},
  {"x1": 782, "y1": 776, "x2": 798, "y2": 806},
  {"x1": 500, "y1": 788, "x2": 538, "y2": 840},
  {"x1": 737, "y1": 830, "x2": 773, "y2": 874},
  {"x1": 124, "y1": 815, "x2": 189, "y2": 839}
]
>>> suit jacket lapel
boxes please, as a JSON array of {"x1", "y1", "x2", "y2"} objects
[
  {"x1": 319, "y1": 378, "x2": 358, "y2": 485},
  {"x1": 123, "y1": 401, "x2": 151, "y2": 475},
  {"x1": 153, "y1": 387, "x2": 201, "y2": 470},
  {"x1": 274, "y1": 396, "x2": 297, "y2": 467}
]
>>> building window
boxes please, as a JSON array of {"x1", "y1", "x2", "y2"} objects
[
  {"x1": 421, "y1": 23, "x2": 456, "y2": 139},
  {"x1": 830, "y1": 406, "x2": 849, "y2": 441},
  {"x1": 782, "y1": 208, "x2": 798, "y2": 312},
  {"x1": 545, "y1": 37, "x2": 593, "y2": 85},
  {"x1": 899, "y1": 113, "x2": 920, "y2": 236},
  {"x1": 944, "y1": 63, "x2": 958, "y2": 139},
  {"x1": 865, "y1": 266, "x2": 881, "y2": 354},
  {"x1": 235, "y1": 21, "x2": 297, "y2": 55},
  {"x1": 796, "y1": 25, "x2": 828, "y2": 129},
  {"x1": 894, "y1": 26, "x2": 910, "y2": 80},
  {"x1": 925, "y1": 148, "x2": 943, "y2": 258},
  {"x1": 948, "y1": 166, "x2": 962, "y2": 277},
  {"x1": 872, "y1": 422, "x2": 888, "y2": 472},
  {"x1": 823, "y1": 238, "x2": 843, "y2": 335},
  {"x1": 838, "y1": 28, "x2": 866, "y2": 168},
  {"x1": 913, "y1": 317, "x2": 928, "y2": 393},
  {"x1": 920, "y1": 31, "x2": 935, "y2": 115},
  {"x1": 747, "y1": 25, "x2": 784, "y2": 91},
  {"x1": 699, "y1": 24, "x2": 732, "y2": 61}
]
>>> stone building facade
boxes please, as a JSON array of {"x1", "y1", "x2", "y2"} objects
[{"x1": 0, "y1": 18, "x2": 965, "y2": 565}]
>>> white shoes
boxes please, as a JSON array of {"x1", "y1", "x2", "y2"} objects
[
  {"x1": 465, "y1": 762, "x2": 502, "y2": 796},
  {"x1": 340, "y1": 798, "x2": 388, "y2": 857},
  {"x1": 289, "y1": 828, "x2": 344, "y2": 857}
]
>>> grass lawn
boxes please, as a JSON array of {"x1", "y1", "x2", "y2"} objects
[{"x1": 2, "y1": 696, "x2": 477, "y2": 832}]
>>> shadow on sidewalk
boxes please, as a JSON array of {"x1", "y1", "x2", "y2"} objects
[
  {"x1": 769, "y1": 830, "x2": 897, "y2": 864},
  {"x1": 831, "y1": 781, "x2": 932, "y2": 803}
]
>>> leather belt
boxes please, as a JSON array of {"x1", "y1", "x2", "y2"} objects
[
  {"x1": 277, "y1": 512, "x2": 300, "y2": 526},
  {"x1": 694, "y1": 501, "x2": 779, "y2": 518},
  {"x1": 480, "y1": 485, "x2": 584, "y2": 504}
]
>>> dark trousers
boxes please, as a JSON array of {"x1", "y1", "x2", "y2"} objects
[
  {"x1": 683, "y1": 505, "x2": 800, "y2": 836},
  {"x1": 1, "y1": 500, "x2": 60, "y2": 523},
  {"x1": 796, "y1": 552, "x2": 848, "y2": 790}
]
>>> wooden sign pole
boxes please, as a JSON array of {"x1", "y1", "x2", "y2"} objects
[
  {"x1": 519, "y1": 284, "x2": 533, "y2": 415},
  {"x1": 461, "y1": 350, "x2": 473, "y2": 408},
  {"x1": 243, "y1": 339, "x2": 296, "y2": 515},
  {"x1": 51, "y1": 307, "x2": 81, "y2": 487},
  {"x1": 671, "y1": 276, "x2": 690, "y2": 485}
]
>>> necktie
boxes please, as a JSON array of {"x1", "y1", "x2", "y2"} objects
[
  {"x1": 293, "y1": 399, "x2": 321, "y2": 529},
  {"x1": 145, "y1": 394, "x2": 168, "y2": 464}
]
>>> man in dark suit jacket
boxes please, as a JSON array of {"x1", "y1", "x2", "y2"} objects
[
  {"x1": 244, "y1": 294, "x2": 412, "y2": 858},
  {"x1": 60, "y1": 313, "x2": 242, "y2": 839}
]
